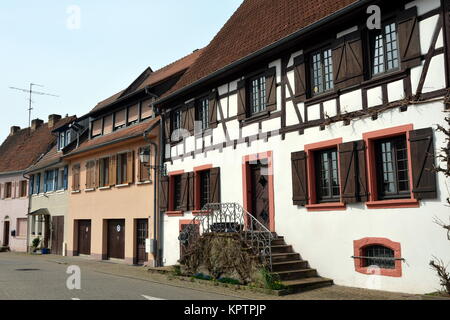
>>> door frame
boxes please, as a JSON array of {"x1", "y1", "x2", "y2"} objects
[
  {"x1": 242, "y1": 151, "x2": 275, "y2": 232},
  {"x1": 3, "y1": 220, "x2": 10, "y2": 246},
  {"x1": 77, "y1": 220, "x2": 91, "y2": 256}
]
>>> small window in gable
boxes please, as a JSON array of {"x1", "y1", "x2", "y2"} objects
[
  {"x1": 369, "y1": 21, "x2": 399, "y2": 76},
  {"x1": 114, "y1": 109, "x2": 126, "y2": 130},
  {"x1": 196, "y1": 97, "x2": 209, "y2": 131},
  {"x1": 128, "y1": 104, "x2": 139, "y2": 125},
  {"x1": 248, "y1": 73, "x2": 267, "y2": 115},
  {"x1": 140, "y1": 102, "x2": 153, "y2": 120},
  {"x1": 310, "y1": 48, "x2": 334, "y2": 95},
  {"x1": 92, "y1": 119, "x2": 102, "y2": 137},
  {"x1": 103, "y1": 115, "x2": 113, "y2": 135}
]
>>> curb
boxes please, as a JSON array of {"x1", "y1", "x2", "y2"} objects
[{"x1": 148, "y1": 268, "x2": 290, "y2": 296}]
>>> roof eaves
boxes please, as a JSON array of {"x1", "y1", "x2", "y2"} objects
[{"x1": 155, "y1": 0, "x2": 371, "y2": 106}]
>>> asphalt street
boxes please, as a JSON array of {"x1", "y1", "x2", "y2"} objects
[{"x1": 0, "y1": 253, "x2": 240, "y2": 300}]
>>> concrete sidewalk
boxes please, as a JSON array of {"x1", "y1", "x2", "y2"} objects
[{"x1": 6, "y1": 252, "x2": 447, "y2": 300}]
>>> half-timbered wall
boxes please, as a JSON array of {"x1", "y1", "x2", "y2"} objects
[{"x1": 161, "y1": 0, "x2": 450, "y2": 294}]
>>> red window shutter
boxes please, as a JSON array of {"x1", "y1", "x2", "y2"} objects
[
  {"x1": 209, "y1": 167, "x2": 221, "y2": 204},
  {"x1": 265, "y1": 67, "x2": 277, "y2": 112},
  {"x1": 159, "y1": 176, "x2": 169, "y2": 212},
  {"x1": 291, "y1": 151, "x2": 308, "y2": 206},
  {"x1": 208, "y1": 91, "x2": 218, "y2": 128},
  {"x1": 293, "y1": 55, "x2": 307, "y2": 101},
  {"x1": 237, "y1": 79, "x2": 247, "y2": 120},
  {"x1": 398, "y1": 7, "x2": 421, "y2": 69},
  {"x1": 409, "y1": 127, "x2": 437, "y2": 200}
]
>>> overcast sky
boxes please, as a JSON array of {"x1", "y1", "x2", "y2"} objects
[{"x1": 0, "y1": 0, "x2": 242, "y2": 141}]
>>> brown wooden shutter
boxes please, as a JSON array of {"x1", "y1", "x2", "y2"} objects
[
  {"x1": 209, "y1": 91, "x2": 218, "y2": 128},
  {"x1": 409, "y1": 127, "x2": 437, "y2": 200},
  {"x1": 293, "y1": 55, "x2": 307, "y2": 101},
  {"x1": 181, "y1": 106, "x2": 189, "y2": 131},
  {"x1": 291, "y1": 151, "x2": 308, "y2": 206},
  {"x1": 164, "y1": 115, "x2": 171, "y2": 143},
  {"x1": 126, "y1": 151, "x2": 134, "y2": 184},
  {"x1": 85, "y1": 162, "x2": 90, "y2": 188},
  {"x1": 210, "y1": 167, "x2": 221, "y2": 204},
  {"x1": 159, "y1": 176, "x2": 169, "y2": 212},
  {"x1": 188, "y1": 172, "x2": 195, "y2": 210},
  {"x1": 72, "y1": 165, "x2": 80, "y2": 190},
  {"x1": 265, "y1": 67, "x2": 277, "y2": 111},
  {"x1": 180, "y1": 173, "x2": 189, "y2": 211},
  {"x1": 95, "y1": 160, "x2": 100, "y2": 188},
  {"x1": 356, "y1": 140, "x2": 368, "y2": 202},
  {"x1": 332, "y1": 31, "x2": 364, "y2": 90},
  {"x1": 109, "y1": 156, "x2": 116, "y2": 186},
  {"x1": 339, "y1": 140, "x2": 368, "y2": 203},
  {"x1": 237, "y1": 79, "x2": 247, "y2": 120},
  {"x1": 186, "y1": 101, "x2": 195, "y2": 133},
  {"x1": 398, "y1": 7, "x2": 421, "y2": 69}
]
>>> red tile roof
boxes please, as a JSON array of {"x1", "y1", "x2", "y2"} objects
[
  {"x1": 0, "y1": 116, "x2": 75, "y2": 174},
  {"x1": 65, "y1": 118, "x2": 159, "y2": 157},
  {"x1": 162, "y1": 0, "x2": 358, "y2": 98},
  {"x1": 89, "y1": 49, "x2": 204, "y2": 114},
  {"x1": 26, "y1": 145, "x2": 61, "y2": 173}
]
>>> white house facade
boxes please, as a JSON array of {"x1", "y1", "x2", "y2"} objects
[{"x1": 154, "y1": 0, "x2": 450, "y2": 294}]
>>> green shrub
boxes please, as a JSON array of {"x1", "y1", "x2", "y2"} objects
[
  {"x1": 255, "y1": 268, "x2": 286, "y2": 290},
  {"x1": 218, "y1": 277, "x2": 241, "y2": 285}
]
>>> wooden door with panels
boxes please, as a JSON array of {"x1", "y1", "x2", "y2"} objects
[
  {"x1": 51, "y1": 216, "x2": 64, "y2": 255},
  {"x1": 249, "y1": 161, "x2": 270, "y2": 230},
  {"x1": 107, "y1": 219, "x2": 125, "y2": 260},
  {"x1": 77, "y1": 220, "x2": 91, "y2": 255}
]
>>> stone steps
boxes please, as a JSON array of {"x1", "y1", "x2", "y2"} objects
[{"x1": 247, "y1": 232, "x2": 333, "y2": 294}]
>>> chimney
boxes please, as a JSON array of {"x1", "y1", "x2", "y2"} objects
[
  {"x1": 48, "y1": 114, "x2": 62, "y2": 128},
  {"x1": 9, "y1": 126, "x2": 20, "y2": 136},
  {"x1": 31, "y1": 119, "x2": 44, "y2": 131}
]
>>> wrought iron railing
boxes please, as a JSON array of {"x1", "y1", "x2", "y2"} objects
[{"x1": 178, "y1": 203, "x2": 274, "y2": 270}]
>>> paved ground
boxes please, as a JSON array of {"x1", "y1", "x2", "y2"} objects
[{"x1": 0, "y1": 252, "x2": 442, "y2": 300}]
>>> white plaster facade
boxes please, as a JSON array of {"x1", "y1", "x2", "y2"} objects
[{"x1": 160, "y1": 0, "x2": 450, "y2": 294}]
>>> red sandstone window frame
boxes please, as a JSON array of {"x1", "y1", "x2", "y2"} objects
[
  {"x1": 353, "y1": 237, "x2": 402, "y2": 277},
  {"x1": 363, "y1": 124, "x2": 419, "y2": 209},
  {"x1": 304, "y1": 138, "x2": 346, "y2": 212},
  {"x1": 193, "y1": 164, "x2": 213, "y2": 216},
  {"x1": 166, "y1": 170, "x2": 185, "y2": 217}
]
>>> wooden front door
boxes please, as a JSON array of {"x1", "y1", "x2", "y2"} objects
[
  {"x1": 108, "y1": 220, "x2": 125, "y2": 260},
  {"x1": 77, "y1": 220, "x2": 91, "y2": 255},
  {"x1": 250, "y1": 162, "x2": 270, "y2": 230},
  {"x1": 136, "y1": 219, "x2": 148, "y2": 265},
  {"x1": 51, "y1": 216, "x2": 64, "y2": 255},
  {"x1": 3, "y1": 221, "x2": 10, "y2": 247}
]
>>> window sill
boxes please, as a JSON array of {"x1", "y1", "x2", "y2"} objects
[
  {"x1": 356, "y1": 266, "x2": 402, "y2": 278},
  {"x1": 85, "y1": 188, "x2": 96, "y2": 193},
  {"x1": 165, "y1": 211, "x2": 184, "y2": 217},
  {"x1": 116, "y1": 183, "x2": 131, "y2": 188},
  {"x1": 98, "y1": 186, "x2": 111, "y2": 190},
  {"x1": 366, "y1": 199, "x2": 419, "y2": 209},
  {"x1": 306, "y1": 202, "x2": 346, "y2": 212},
  {"x1": 136, "y1": 181, "x2": 152, "y2": 185},
  {"x1": 241, "y1": 111, "x2": 270, "y2": 126},
  {"x1": 71, "y1": 190, "x2": 81, "y2": 194},
  {"x1": 192, "y1": 210, "x2": 210, "y2": 216}
]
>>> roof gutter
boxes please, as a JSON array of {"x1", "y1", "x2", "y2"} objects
[{"x1": 155, "y1": 0, "x2": 373, "y2": 106}]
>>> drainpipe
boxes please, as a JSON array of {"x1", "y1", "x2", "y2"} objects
[
  {"x1": 22, "y1": 171, "x2": 32, "y2": 254},
  {"x1": 143, "y1": 90, "x2": 162, "y2": 266}
]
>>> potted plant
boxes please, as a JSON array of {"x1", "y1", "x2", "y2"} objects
[{"x1": 31, "y1": 237, "x2": 41, "y2": 254}]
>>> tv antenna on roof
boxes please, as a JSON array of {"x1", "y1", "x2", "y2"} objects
[{"x1": 9, "y1": 83, "x2": 59, "y2": 130}]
